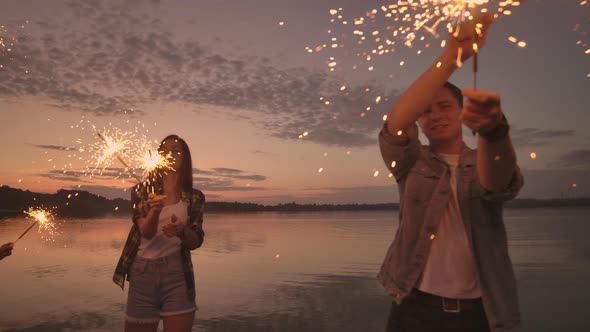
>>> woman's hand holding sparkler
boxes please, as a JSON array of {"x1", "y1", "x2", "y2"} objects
[
  {"x1": 445, "y1": 12, "x2": 495, "y2": 66},
  {"x1": 0, "y1": 242, "x2": 14, "y2": 261},
  {"x1": 138, "y1": 193, "x2": 167, "y2": 239},
  {"x1": 146, "y1": 193, "x2": 167, "y2": 214}
]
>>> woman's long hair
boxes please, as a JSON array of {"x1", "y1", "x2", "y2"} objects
[{"x1": 153, "y1": 134, "x2": 193, "y2": 193}]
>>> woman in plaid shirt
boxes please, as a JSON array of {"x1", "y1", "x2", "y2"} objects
[{"x1": 113, "y1": 134, "x2": 205, "y2": 332}]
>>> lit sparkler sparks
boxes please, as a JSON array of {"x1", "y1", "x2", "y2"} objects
[
  {"x1": 96, "y1": 132, "x2": 127, "y2": 166},
  {"x1": 574, "y1": 0, "x2": 590, "y2": 77},
  {"x1": 90, "y1": 128, "x2": 142, "y2": 175},
  {"x1": 141, "y1": 149, "x2": 175, "y2": 179},
  {"x1": 134, "y1": 148, "x2": 177, "y2": 194},
  {"x1": 96, "y1": 132, "x2": 142, "y2": 183},
  {"x1": 63, "y1": 116, "x2": 160, "y2": 185},
  {"x1": 309, "y1": 1, "x2": 525, "y2": 73},
  {"x1": 66, "y1": 117, "x2": 181, "y2": 193},
  {"x1": 0, "y1": 21, "x2": 29, "y2": 71},
  {"x1": 16, "y1": 207, "x2": 58, "y2": 242},
  {"x1": 94, "y1": 132, "x2": 177, "y2": 191}
]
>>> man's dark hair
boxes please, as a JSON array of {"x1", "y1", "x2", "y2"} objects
[{"x1": 443, "y1": 81, "x2": 463, "y2": 107}]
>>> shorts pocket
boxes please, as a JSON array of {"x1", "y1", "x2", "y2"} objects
[{"x1": 129, "y1": 258, "x2": 147, "y2": 280}]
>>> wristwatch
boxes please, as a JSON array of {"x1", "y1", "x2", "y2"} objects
[{"x1": 481, "y1": 114, "x2": 509, "y2": 143}]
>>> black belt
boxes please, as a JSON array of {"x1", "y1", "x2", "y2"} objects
[{"x1": 408, "y1": 288, "x2": 482, "y2": 313}]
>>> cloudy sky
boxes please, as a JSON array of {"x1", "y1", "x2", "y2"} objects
[{"x1": 0, "y1": 0, "x2": 588, "y2": 204}]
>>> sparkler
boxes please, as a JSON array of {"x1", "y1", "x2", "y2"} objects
[
  {"x1": 60, "y1": 115, "x2": 156, "y2": 185},
  {"x1": 15, "y1": 222, "x2": 37, "y2": 242},
  {"x1": 304, "y1": 1, "x2": 525, "y2": 142},
  {"x1": 140, "y1": 149, "x2": 175, "y2": 193},
  {"x1": 69, "y1": 116, "x2": 177, "y2": 182},
  {"x1": 95, "y1": 133, "x2": 176, "y2": 195},
  {"x1": 473, "y1": 29, "x2": 480, "y2": 89},
  {"x1": 56, "y1": 117, "x2": 178, "y2": 199},
  {"x1": 141, "y1": 149, "x2": 174, "y2": 179},
  {"x1": 16, "y1": 207, "x2": 57, "y2": 243},
  {"x1": 312, "y1": 1, "x2": 524, "y2": 73},
  {"x1": 62, "y1": 117, "x2": 179, "y2": 195},
  {"x1": 96, "y1": 132, "x2": 142, "y2": 183}
]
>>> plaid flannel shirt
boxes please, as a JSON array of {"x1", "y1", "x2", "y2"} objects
[{"x1": 113, "y1": 184, "x2": 206, "y2": 301}]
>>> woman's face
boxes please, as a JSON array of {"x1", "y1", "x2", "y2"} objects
[{"x1": 160, "y1": 139, "x2": 184, "y2": 172}]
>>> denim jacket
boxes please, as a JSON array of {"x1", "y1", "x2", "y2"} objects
[{"x1": 378, "y1": 123, "x2": 524, "y2": 332}]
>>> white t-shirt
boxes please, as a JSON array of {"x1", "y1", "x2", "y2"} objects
[
  {"x1": 417, "y1": 153, "x2": 482, "y2": 299},
  {"x1": 137, "y1": 200, "x2": 188, "y2": 259}
]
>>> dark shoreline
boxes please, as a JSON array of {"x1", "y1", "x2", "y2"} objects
[{"x1": 1, "y1": 185, "x2": 588, "y2": 219}]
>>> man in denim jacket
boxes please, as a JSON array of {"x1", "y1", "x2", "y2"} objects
[{"x1": 379, "y1": 14, "x2": 523, "y2": 332}]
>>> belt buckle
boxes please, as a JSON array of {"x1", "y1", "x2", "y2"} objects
[{"x1": 442, "y1": 297, "x2": 461, "y2": 313}]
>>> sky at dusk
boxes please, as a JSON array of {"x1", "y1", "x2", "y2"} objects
[{"x1": 0, "y1": 0, "x2": 589, "y2": 204}]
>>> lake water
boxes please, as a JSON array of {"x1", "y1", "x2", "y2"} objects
[{"x1": 0, "y1": 208, "x2": 589, "y2": 331}]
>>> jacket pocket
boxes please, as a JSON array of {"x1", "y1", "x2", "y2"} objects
[{"x1": 403, "y1": 165, "x2": 439, "y2": 203}]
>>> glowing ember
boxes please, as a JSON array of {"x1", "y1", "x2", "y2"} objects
[
  {"x1": 573, "y1": 2, "x2": 589, "y2": 77},
  {"x1": 141, "y1": 149, "x2": 175, "y2": 180},
  {"x1": 19, "y1": 207, "x2": 59, "y2": 241},
  {"x1": 96, "y1": 133, "x2": 126, "y2": 165},
  {"x1": 25, "y1": 208, "x2": 51, "y2": 225},
  {"x1": 0, "y1": 21, "x2": 29, "y2": 72},
  {"x1": 61, "y1": 117, "x2": 167, "y2": 186},
  {"x1": 311, "y1": 1, "x2": 525, "y2": 73}
]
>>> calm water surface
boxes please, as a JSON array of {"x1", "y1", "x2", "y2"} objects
[{"x1": 0, "y1": 208, "x2": 588, "y2": 331}]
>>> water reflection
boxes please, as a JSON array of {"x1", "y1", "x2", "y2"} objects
[
  {"x1": 196, "y1": 274, "x2": 390, "y2": 332},
  {"x1": 27, "y1": 264, "x2": 69, "y2": 278},
  {"x1": 1, "y1": 209, "x2": 590, "y2": 331},
  {"x1": 3, "y1": 312, "x2": 111, "y2": 332}
]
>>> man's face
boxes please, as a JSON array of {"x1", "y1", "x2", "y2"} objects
[{"x1": 417, "y1": 87, "x2": 463, "y2": 144}]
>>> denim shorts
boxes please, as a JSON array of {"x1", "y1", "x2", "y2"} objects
[{"x1": 126, "y1": 252, "x2": 197, "y2": 324}]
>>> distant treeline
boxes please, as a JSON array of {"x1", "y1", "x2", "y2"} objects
[
  {"x1": 0, "y1": 185, "x2": 588, "y2": 219},
  {"x1": 504, "y1": 198, "x2": 590, "y2": 209},
  {"x1": 0, "y1": 185, "x2": 130, "y2": 218},
  {"x1": 205, "y1": 201, "x2": 400, "y2": 213}
]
